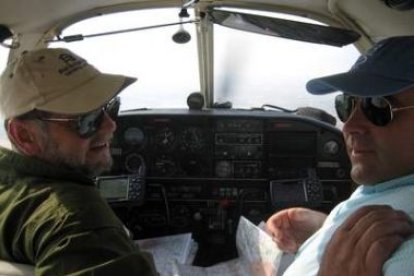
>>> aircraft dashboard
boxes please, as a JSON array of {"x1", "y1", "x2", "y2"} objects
[{"x1": 102, "y1": 108, "x2": 352, "y2": 265}]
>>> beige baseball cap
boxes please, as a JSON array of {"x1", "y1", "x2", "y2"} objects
[{"x1": 0, "y1": 48, "x2": 136, "y2": 119}]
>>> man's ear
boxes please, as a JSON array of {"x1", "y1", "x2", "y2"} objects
[{"x1": 7, "y1": 119, "x2": 43, "y2": 156}]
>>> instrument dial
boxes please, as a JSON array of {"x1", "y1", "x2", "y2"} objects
[
  {"x1": 154, "y1": 127, "x2": 176, "y2": 150},
  {"x1": 179, "y1": 127, "x2": 207, "y2": 152},
  {"x1": 123, "y1": 127, "x2": 146, "y2": 147},
  {"x1": 124, "y1": 153, "x2": 145, "y2": 174},
  {"x1": 323, "y1": 140, "x2": 340, "y2": 156}
]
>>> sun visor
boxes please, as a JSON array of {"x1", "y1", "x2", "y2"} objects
[{"x1": 208, "y1": 9, "x2": 360, "y2": 47}]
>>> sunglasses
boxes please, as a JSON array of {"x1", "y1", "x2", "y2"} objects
[
  {"x1": 38, "y1": 97, "x2": 120, "y2": 138},
  {"x1": 335, "y1": 94, "x2": 414, "y2": 126}
]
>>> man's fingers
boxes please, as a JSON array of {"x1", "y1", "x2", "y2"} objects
[
  {"x1": 338, "y1": 205, "x2": 413, "y2": 240},
  {"x1": 319, "y1": 206, "x2": 414, "y2": 276},
  {"x1": 368, "y1": 235, "x2": 405, "y2": 263},
  {"x1": 338, "y1": 205, "x2": 392, "y2": 232},
  {"x1": 271, "y1": 230, "x2": 299, "y2": 253},
  {"x1": 266, "y1": 211, "x2": 287, "y2": 232},
  {"x1": 352, "y1": 209, "x2": 414, "y2": 255},
  {"x1": 361, "y1": 219, "x2": 414, "y2": 243},
  {"x1": 365, "y1": 236, "x2": 406, "y2": 275},
  {"x1": 333, "y1": 206, "x2": 414, "y2": 257}
]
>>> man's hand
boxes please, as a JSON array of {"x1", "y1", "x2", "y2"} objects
[
  {"x1": 266, "y1": 207, "x2": 327, "y2": 253},
  {"x1": 318, "y1": 205, "x2": 414, "y2": 276}
]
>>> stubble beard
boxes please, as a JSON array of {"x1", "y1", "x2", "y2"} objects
[{"x1": 39, "y1": 134, "x2": 112, "y2": 178}]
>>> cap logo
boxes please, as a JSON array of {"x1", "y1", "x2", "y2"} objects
[{"x1": 58, "y1": 53, "x2": 87, "y2": 76}]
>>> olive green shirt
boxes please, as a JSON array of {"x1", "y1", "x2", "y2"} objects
[{"x1": 0, "y1": 147, "x2": 156, "y2": 275}]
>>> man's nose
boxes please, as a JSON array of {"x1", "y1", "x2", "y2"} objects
[{"x1": 100, "y1": 110, "x2": 117, "y2": 133}]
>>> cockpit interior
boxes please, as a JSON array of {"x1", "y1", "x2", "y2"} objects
[{"x1": 1, "y1": 0, "x2": 414, "y2": 273}]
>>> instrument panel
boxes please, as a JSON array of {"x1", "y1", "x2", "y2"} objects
[
  {"x1": 106, "y1": 108, "x2": 352, "y2": 265},
  {"x1": 110, "y1": 109, "x2": 349, "y2": 180}
]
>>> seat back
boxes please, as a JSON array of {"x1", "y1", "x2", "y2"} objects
[{"x1": 0, "y1": 260, "x2": 34, "y2": 276}]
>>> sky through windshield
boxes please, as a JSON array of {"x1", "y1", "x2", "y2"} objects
[{"x1": 0, "y1": 7, "x2": 359, "y2": 147}]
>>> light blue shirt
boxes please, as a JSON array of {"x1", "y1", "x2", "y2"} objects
[{"x1": 283, "y1": 173, "x2": 414, "y2": 276}]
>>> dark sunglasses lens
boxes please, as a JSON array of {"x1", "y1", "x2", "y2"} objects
[
  {"x1": 77, "y1": 110, "x2": 104, "y2": 138},
  {"x1": 335, "y1": 94, "x2": 354, "y2": 122},
  {"x1": 107, "y1": 97, "x2": 120, "y2": 121},
  {"x1": 361, "y1": 97, "x2": 392, "y2": 126},
  {"x1": 76, "y1": 97, "x2": 120, "y2": 138}
]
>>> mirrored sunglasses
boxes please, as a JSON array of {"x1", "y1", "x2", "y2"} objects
[
  {"x1": 39, "y1": 96, "x2": 120, "y2": 138},
  {"x1": 335, "y1": 94, "x2": 414, "y2": 126}
]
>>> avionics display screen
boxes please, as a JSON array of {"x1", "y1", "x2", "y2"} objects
[
  {"x1": 268, "y1": 132, "x2": 316, "y2": 155},
  {"x1": 270, "y1": 179, "x2": 306, "y2": 203},
  {"x1": 98, "y1": 178, "x2": 129, "y2": 201}
]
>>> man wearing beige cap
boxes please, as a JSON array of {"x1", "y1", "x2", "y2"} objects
[{"x1": 0, "y1": 48, "x2": 156, "y2": 275}]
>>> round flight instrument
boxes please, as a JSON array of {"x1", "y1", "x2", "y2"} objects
[
  {"x1": 323, "y1": 140, "x2": 340, "y2": 156},
  {"x1": 179, "y1": 127, "x2": 207, "y2": 152},
  {"x1": 123, "y1": 127, "x2": 146, "y2": 148},
  {"x1": 124, "y1": 153, "x2": 146, "y2": 174},
  {"x1": 154, "y1": 127, "x2": 176, "y2": 150}
]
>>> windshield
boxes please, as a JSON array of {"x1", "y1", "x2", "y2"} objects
[
  {"x1": 0, "y1": 6, "x2": 361, "y2": 149},
  {"x1": 51, "y1": 7, "x2": 359, "y2": 116},
  {"x1": 50, "y1": 8, "x2": 200, "y2": 110},
  {"x1": 214, "y1": 24, "x2": 358, "y2": 112}
]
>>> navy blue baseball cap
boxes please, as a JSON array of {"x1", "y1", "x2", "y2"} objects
[{"x1": 306, "y1": 36, "x2": 414, "y2": 97}]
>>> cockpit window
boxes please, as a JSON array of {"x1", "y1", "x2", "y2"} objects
[
  {"x1": 50, "y1": 8, "x2": 200, "y2": 110},
  {"x1": 45, "y1": 8, "x2": 359, "y2": 121},
  {"x1": 213, "y1": 8, "x2": 359, "y2": 117}
]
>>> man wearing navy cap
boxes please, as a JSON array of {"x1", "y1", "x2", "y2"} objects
[{"x1": 267, "y1": 36, "x2": 414, "y2": 275}]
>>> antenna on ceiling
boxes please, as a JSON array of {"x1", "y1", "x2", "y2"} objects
[
  {"x1": 172, "y1": 0, "x2": 199, "y2": 44},
  {"x1": 172, "y1": 9, "x2": 191, "y2": 43}
]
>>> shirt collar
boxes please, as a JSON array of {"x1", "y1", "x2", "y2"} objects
[{"x1": 359, "y1": 173, "x2": 414, "y2": 194}]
